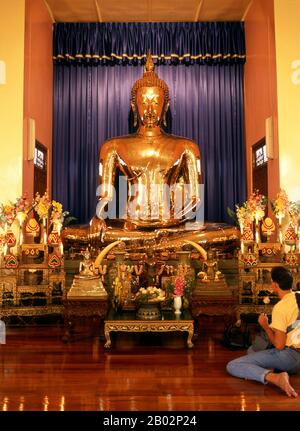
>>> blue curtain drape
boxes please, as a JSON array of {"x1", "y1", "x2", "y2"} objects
[
  {"x1": 53, "y1": 22, "x2": 246, "y2": 65},
  {"x1": 53, "y1": 63, "x2": 246, "y2": 224}
]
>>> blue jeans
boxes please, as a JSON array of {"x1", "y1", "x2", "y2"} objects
[{"x1": 226, "y1": 347, "x2": 300, "y2": 384}]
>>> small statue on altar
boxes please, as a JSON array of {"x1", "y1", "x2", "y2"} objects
[
  {"x1": 76, "y1": 248, "x2": 97, "y2": 279},
  {"x1": 199, "y1": 249, "x2": 224, "y2": 282},
  {"x1": 68, "y1": 247, "x2": 108, "y2": 298}
]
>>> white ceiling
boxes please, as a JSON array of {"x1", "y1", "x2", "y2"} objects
[{"x1": 44, "y1": 0, "x2": 253, "y2": 23}]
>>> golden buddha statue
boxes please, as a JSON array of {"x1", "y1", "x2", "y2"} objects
[
  {"x1": 63, "y1": 53, "x2": 239, "y2": 253},
  {"x1": 95, "y1": 54, "x2": 201, "y2": 230}
]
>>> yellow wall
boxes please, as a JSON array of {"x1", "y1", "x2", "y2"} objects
[
  {"x1": 0, "y1": 1, "x2": 25, "y2": 202},
  {"x1": 274, "y1": 0, "x2": 300, "y2": 201}
]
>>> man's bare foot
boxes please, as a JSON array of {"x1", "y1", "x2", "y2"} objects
[{"x1": 265, "y1": 371, "x2": 298, "y2": 397}]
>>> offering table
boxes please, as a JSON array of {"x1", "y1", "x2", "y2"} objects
[{"x1": 104, "y1": 309, "x2": 194, "y2": 349}]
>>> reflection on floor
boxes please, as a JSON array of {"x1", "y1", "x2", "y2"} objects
[{"x1": 0, "y1": 316, "x2": 300, "y2": 411}]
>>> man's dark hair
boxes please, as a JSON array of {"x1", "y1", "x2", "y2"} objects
[{"x1": 271, "y1": 266, "x2": 293, "y2": 290}]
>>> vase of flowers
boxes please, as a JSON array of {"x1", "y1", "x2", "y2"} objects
[{"x1": 173, "y1": 276, "x2": 185, "y2": 315}]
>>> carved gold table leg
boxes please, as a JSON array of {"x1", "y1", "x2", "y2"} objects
[
  {"x1": 104, "y1": 324, "x2": 112, "y2": 349},
  {"x1": 186, "y1": 325, "x2": 194, "y2": 349}
]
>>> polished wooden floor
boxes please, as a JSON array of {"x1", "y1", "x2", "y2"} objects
[{"x1": 1, "y1": 316, "x2": 300, "y2": 412}]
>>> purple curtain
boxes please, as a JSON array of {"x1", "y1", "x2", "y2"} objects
[
  {"x1": 53, "y1": 22, "x2": 245, "y2": 66},
  {"x1": 53, "y1": 63, "x2": 246, "y2": 224}
]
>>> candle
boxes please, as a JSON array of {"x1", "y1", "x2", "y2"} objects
[
  {"x1": 240, "y1": 222, "x2": 244, "y2": 236},
  {"x1": 241, "y1": 240, "x2": 245, "y2": 255},
  {"x1": 278, "y1": 214, "x2": 283, "y2": 245},
  {"x1": 42, "y1": 217, "x2": 47, "y2": 244}
]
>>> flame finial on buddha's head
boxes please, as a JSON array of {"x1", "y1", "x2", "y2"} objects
[
  {"x1": 144, "y1": 51, "x2": 155, "y2": 73},
  {"x1": 131, "y1": 51, "x2": 169, "y2": 106}
]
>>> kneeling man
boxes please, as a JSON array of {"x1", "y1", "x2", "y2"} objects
[{"x1": 227, "y1": 266, "x2": 300, "y2": 397}]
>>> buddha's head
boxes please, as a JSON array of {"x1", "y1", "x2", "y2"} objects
[
  {"x1": 131, "y1": 53, "x2": 169, "y2": 128},
  {"x1": 82, "y1": 248, "x2": 91, "y2": 261}
]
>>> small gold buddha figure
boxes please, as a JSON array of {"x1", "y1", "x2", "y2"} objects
[{"x1": 75, "y1": 248, "x2": 97, "y2": 279}]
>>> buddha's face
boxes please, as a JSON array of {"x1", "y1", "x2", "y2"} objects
[{"x1": 136, "y1": 86, "x2": 165, "y2": 127}]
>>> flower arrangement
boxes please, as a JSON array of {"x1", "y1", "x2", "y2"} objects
[
  {"x1": 288, "y1": 201, "x2": 300, "y2": 228},
  {"x1": 235, "y1": 203, "x2": 252, "y2": 229},
  {"x1": 271, "y1": 189, "x2": 290, "y2": 220},
  {"x1": 0, "y1": 195, "x2": 34, "y2": 229},
  {"x1": 135, "y1": 286, "x2": 166, "y2": 303},
  {"x1": 15, "y1": 196, "x2": 31, "y2": 214},
  {"x1": 235, "y1": 190, "x2": 267, "y2": 230},
  {"x1": 15, "y1": 196, "x2": 32, "y2": 225},
  {"x1": 0, "y1": 201, "x2": 17, "y2": 227},
  {"x1": 34, "y1": 192, "x2": 51, "y2": 220},
  {"x1": 173, "y1": 276, "x2": 185, "y2": 296},
  {"x1": 50, "y1": 200, "x2": 69, "y2": 228},
  {"x1": 50, "y1": 200, "x2": 63, "y2": 223},
  {"x1": 246, "y1": 190, "x2": 267, "y2": 222},
  {"x1": 166, "y1": 276, "x2": 193, "y2": 302}
]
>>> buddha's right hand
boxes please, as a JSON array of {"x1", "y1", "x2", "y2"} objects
[{"x1": 89, "y1": 215, "x2": 107, "y2": 244}]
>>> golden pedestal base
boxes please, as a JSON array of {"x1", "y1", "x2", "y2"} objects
[
  {"x1": 67, "y1": 276, "x2": 108, "y2": 299},
  {"x1": 194, "y1": 278, "x2": 231, "y2": 296}
]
